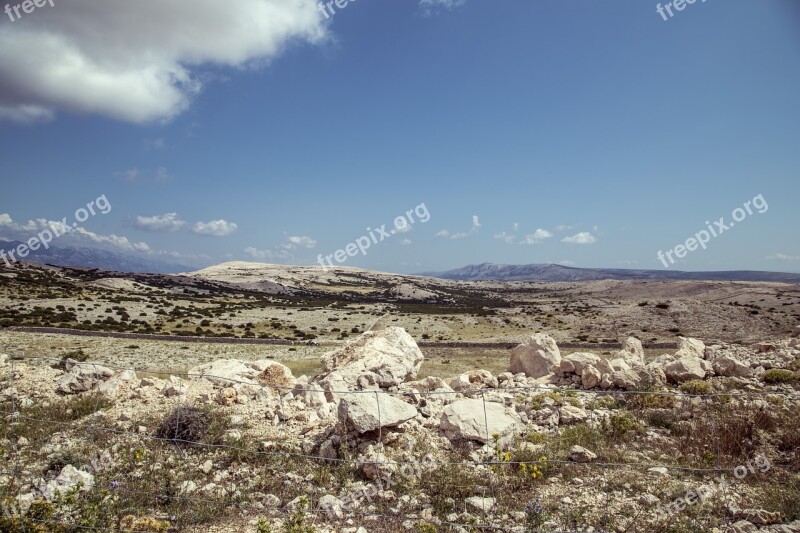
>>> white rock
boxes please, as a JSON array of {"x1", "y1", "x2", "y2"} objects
[
  {"x1": 568, "y1": 445, "x2": 597, "y2": 463},
  {"x1": 559, "y1": 352, "x2": 601, "y2": 376},
  {"x1": 440, "y1": 398, "x2": 521, "y2": 444},
  {"x1": 581, "y1": 365, "x2": 602, "y2": 389},
  {"x1": 664, "y1": 357, "x2": 707, "y2": 384},
  {"x1": 712, "y1": 355, "x2": 754, "y2": 378},
  {"x1": 96, "y1": 369, "x2": 137, "y2": 399},
  {"x1": 338, "y1": 392, "x2": 418, "y2": 433},
  {"x1": 315, "y1": 327, "x2": 424, "y2": 392},
  {"x1": 38, "y1": 465, "x2": 94, "y2": 500},
  {"x1": 508, "y1": 333, "x2": 562, "y2": 378},
  {"x1": 617, "y1": 337, "x2": 645, "y2": 364},
  {"x1": 559, "y1": 405, "x2": 588, "y2": 425},
  {"x1": 56, "y1": 363, "x2": 115, "y2": 394},
  {"x1": 675, "y1": 337, "x2": 706, "y2": 359},
  {"x1": 465, "y1": 496, "x2": 496, "y2": 513}
]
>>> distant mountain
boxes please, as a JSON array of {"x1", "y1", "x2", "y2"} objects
[
  {"x1": 0, "y1": 240, "x2": 192, "y2": 274},
  {"x1": 420, "y1": 262, "x2": 800, "y2": 283}
]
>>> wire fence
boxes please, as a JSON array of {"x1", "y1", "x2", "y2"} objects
[{"x1": 1, "y1": 352, "x2": 799, "y2": 532}]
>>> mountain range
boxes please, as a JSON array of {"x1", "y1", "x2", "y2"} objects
[
  {"x1": 0, "y1": 240, "x2": 191, "y2": 274},
  {"x1": 420, "y1": 262, "x2": 800, "y2": 283}
]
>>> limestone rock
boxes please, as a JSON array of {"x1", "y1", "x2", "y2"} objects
[
  {"x1": 440, "y1": 398, "x2": 521, "y2": 444},
  {"x1": 508, "y1": 333, "x2": 561, "y2": 378},
  {"x1": 568, "y1": 445, "x2": 597, "y2": 463},
  {"x1": 315, "y1": 327, "x2": 424, "y2": 392},
  {"x1": 664, "y1": 357, "x2": 706, "y2": 384},
  {"x1": 57, "y1": 362, "x2": 115, "y2": 394},
  {"x1": 676, "y1": 337, "x2": 706, "y2": 359},
  {"x1": 338, "y1": 392, "x2": 418, "y2": 433}
]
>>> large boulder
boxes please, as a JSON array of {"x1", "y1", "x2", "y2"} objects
[
  {"x1": 617, "y1": 337, "x2": 645, "y2": 365},
  {"x1": 675, "y1": 337, "x2": 706, "y2": 359},
  {"x1": 338, "y1": 392, "x2": 418, "y2": 433},
  {"x1": 664, "y1": 357, "x2": 707, "y2": 384},
  {"x1": 508, "y1": 333, "x2": 561, "y2": 378},
  {"x1": 189, "y1": 359, "x2": 295, "y2": 389},
  {"x1": 712, "y1": 355, "x2": 754, "y2": 378},
  {"x1": 315, "y1": 327, "x2": 424, "y2": 392},
  {"x1": 37, "y1": 465, "x2": 94, "y2": 500},
  {"x1": 57, "y1": 361, "x2": 115, "y2": 394},
  {"x1": 556, "y1": 352, "x2": 601, "y2": 375},
  {"x1": 440, "y1": 398, "x2": 521, "y2": 444}
]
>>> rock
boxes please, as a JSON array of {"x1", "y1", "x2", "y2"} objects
[
  {"x1": 318, "y1": 494, "x2": 344, "y2": 518},
  {"x1": 664, "y1": 357, "x2": 707, "y2": 384},
  {"x1": 0, "y1": 353, "x2": 8, "y2": 366},
  {"x1": 440, "y1": 398, "x2": 521, "y2": 444},
  {"x1": 315, "y1": 327, "x2": 424, "y2": 392},
  {"x1": 56, "y1": 363, "x2": 115, "y2": 394},
  {"x1": 568, "y1": 445, "x2": 597, "y2": 463},
  {"x1": 338, "y1": 392, "x2": 418, "y2": 433},
  {"x1": 508, "y1": 333, "x2": 562, "y2": 378},
  {"x1": 359, "y1": 449, "x2": 397, "y2": 481},
  {"x1": 647, "y1": 467, "x2": 669, "y2": 476},
  {"x1": 618, "y1": 337, "x2": 645, "y2": 364},
  {"x1": 162, "y1": 376, "x2": 189, "y2": 397},
  {"x1": 676, "y1": 337, "x2": 706, "y2": 359},
  {"x1": 189, "y1": 359, "x2": 258, "y2": 387},
  {"x1": 402, "y1": 376, "x2": 454, "y2": 395},
  {"x1": 713, "y1": 355, "x2": 754, "y2": 378},
  {"x1": 293, "y1": 382, "x2": 328, "y2": 408},
  {"x1": 581, "y1": 365, "x2": 602, "y2": 389},
  {"x1": 726, "y1": 521, "x2": 759, "y2": 533},
  {"x1": 179, "y1": 480, "x2": 197, "y2": 495},
  {"x1": 465, "y1": 496, "x2": 496, "y2": 513},
  {"x1": 250, "y1": 360, "x2": 296, "y2": 389},
  {"x1": 560, "y1": 352, "x2": 601, "y2": 376},
  {"x1": 263, "y1": 494, "x2": 281, "y2": 509},
  {"x1": 449, "y1": 370, "x2": 498, "y2": 391},
  {"x1": 216, "y1": 387, "x2": 237, "y2": 406},
  {"x1": 735, "y1": 509, "x2": 782, "y2": 526},
  {"x1": 96, "y1": 369, "x2": 137, "y2": 398},
  {"x1": 38, "y1": 465, "x2": 94, "y2": 500},
  {"x1": 638, "y1": 494, "x2": 660, "y2": 506},
  {"x1": 558, "y1": 405, "x2": 588, "y2": 425}
]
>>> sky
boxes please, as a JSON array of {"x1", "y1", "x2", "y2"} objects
[{"x1": 1, "y1": 0, "x2": 799, "y2": 274}]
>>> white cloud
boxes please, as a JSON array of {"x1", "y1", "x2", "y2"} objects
[
  {"x1": 512, "y1": 222, "x2": 519, "y2": 232},
  {"x1": 766, "y1": 253, "x2": 799, "y2": 261},
  {"x1": 520, "y1": 229, "x2": 553, "y2": 245},
  {"x1": 435, "y1": 215, "x2": 481, "y2": 240},
  {"x1": 554, "y1": 225, "x2": 572, "y2": 232},
  {"x1": 133, "y1": 213, "x2": 186, "y2": 232},
  {"x1": 193, "y1": 219, "x2": 238, "y2": 237},
  {"x1": 244, "y1": 246, "x2": 292, "y2": 261},
  {"x1": 557, "y1": 260, "x2": 576, "y2": 266},
  {"x1": 287, "y1": 235, "x2": 317, "y2": 249},
  {"x1": 562, "y1": 232, "x2": 597, "y2": 245},
  {"x1": 154, "y1": 167, "x2": 175, "y2": 183},
  {"x1": 115, "y1": 168, "x2": 141, "y2": 183},
  {"x1": 420, "y1": 0, "x2": 467, "y2": 15},
  {"x1": 494, "y1": 231, "x2": 515, "y2": 244},
  {"x1": 143, "y1": 137, "x2": 166, "y2": 151},
  {"x1": 0, "y1": 0, "x2": 328, "y2": 124},
  {"x1": 617, "y1": 260, "x2": 639, "y2": 266},
  {"x1": 0, "y1": 212, "x2": 151, "y2": 254},
  {"x1": 401, "y1": 238, "x2": 412, "y2": 246}
]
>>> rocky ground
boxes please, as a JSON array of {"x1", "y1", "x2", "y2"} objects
[{"x1": 1, "y1": 325, "x2": 799, "y2": 532}]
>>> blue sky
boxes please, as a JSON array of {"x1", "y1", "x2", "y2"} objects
[{"x1": 1, "y1": 0, "x2": 798, "y2": 273}]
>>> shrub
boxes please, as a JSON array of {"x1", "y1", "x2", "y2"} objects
[
  {"x1": 155, "y1": 405, "x2": 230, "y2": 447},
  {"x1": 680, "y1": 380, "x2": 713, "y2": 395},
  {"x1": 763, "y1": 369, "x2": 798, "y2": 384}
]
